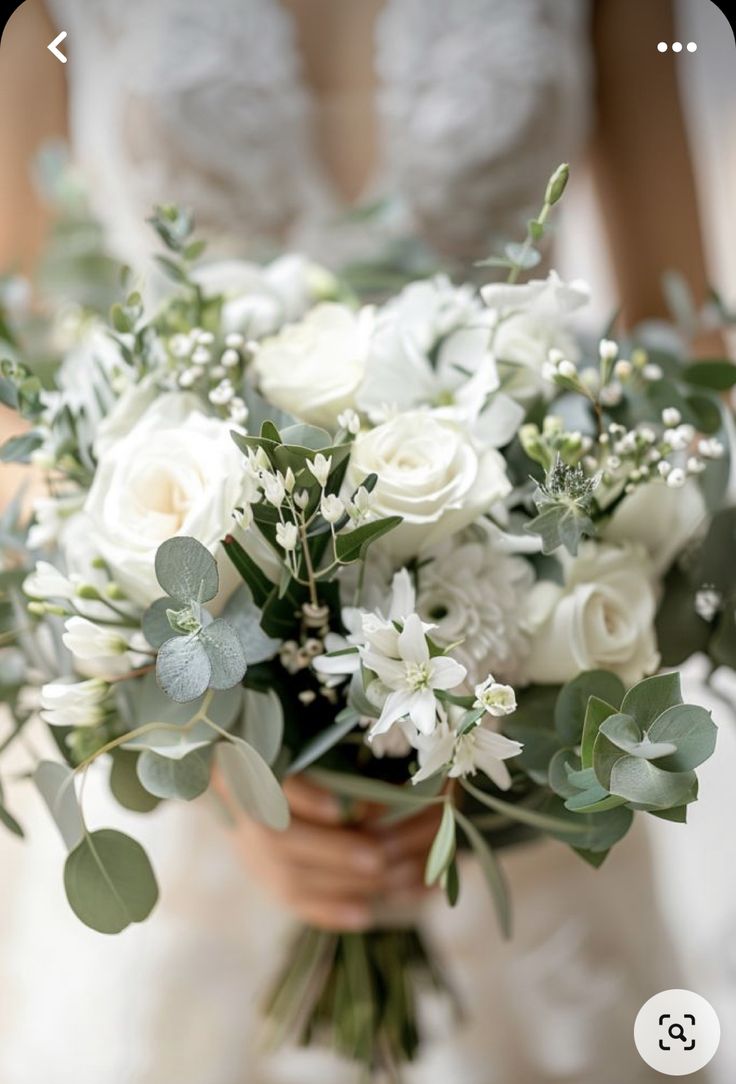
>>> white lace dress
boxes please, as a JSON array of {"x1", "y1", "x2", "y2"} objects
[{"x1": 0, "y1": 2, "x2": 681, "y2": 1081}]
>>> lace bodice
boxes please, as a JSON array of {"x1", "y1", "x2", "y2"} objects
[{"x1": 49, "y1": 0, "x2": 593, "y2": 270}]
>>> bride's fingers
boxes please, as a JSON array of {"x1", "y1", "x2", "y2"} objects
[
  {"x1": 267, "y1": 818, "x2": 386, "y2": 880},
  {"x1": 373, "y1": 805, "x2": 444, "y2": 862},
  {"x1": 283, "y1": 774, "x2": 373, "y2": 825}
]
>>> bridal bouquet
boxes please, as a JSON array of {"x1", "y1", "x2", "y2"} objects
[{"x1": 1, "y1": 166, "x2": 733, "y2": 1073}]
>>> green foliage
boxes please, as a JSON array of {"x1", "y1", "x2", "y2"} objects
[
  {"x1": 33, "y1": 761, "x2": 84, "y2": 849},
  {"x1": 64, "y1": 829, "x2": 159, "y2": 934},
  {"x1": 424, "y1": 801, "x2": 456, "y2": 887},
  {"x1": 453, "y1": 808, "x2": 510, "y2": 938},
  {"x1": 286, "y1": 707, "x2": 359, "y2": 776},
  {"x1": 136, "y1": 746, "x2": 212, "y2": 801},
  {"x1": 216, "y1": 738, "x2": 290, "y2": 830},
  {"x1": 525, "y1": 460, "x2": 598, "y2": 555},
  {"x1": 109, "y1": 751, "x2": 161, "y2": 813},
  {"x1": 240, "y1": 687, "x2": 284, "y2": 766},
  {"x1": 145, "y1": 537, "x2": 247, "y2": 702}
]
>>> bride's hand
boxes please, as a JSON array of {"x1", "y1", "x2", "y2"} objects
[{"x1": 212, "y1": 769, "x2": 442, "y2": 931}]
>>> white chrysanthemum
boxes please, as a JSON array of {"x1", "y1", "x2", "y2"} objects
[{"x1": 415, "y1": 531, "x2": 535, "y2": 684}]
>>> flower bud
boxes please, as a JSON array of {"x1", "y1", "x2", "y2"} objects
[{"x1": 545, "y1": 163, "x2": 569, "y2": 206}]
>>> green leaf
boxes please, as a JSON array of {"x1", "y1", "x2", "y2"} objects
[
  {"x1": 461, "y1": 779, "x2": 592, "y2": 837},
  {"x1": 156, "y1": 634, "x2": 211, "y2": 702},
  {"x1": 424, "y1": 801, "x2": 456, "y2": 886},
  {"x1": 142, "y1": 596, "x2": 180, "y2": 649},
  {"x1": 308, "y1": 768, "x2": 445, "y2": 808},
  {"x1": 216, "y1": 738, "x2": 290, "y2": 829},
  {"x1": 279, "y1": 423, "x2": 333, "y2": 450},
  {"x1": 154, "y1": 254, "x2": 189, "y2": 283},
  {"x1": 64, "y1": 829, "x2": 159, "y2": 934},
  {"x1": 200, "y1": 619, "x2": 247, "y2": 689},
  {"x1": 33, "y1": 760, "x2": 84, "y2": 850},
  {"x1": 121, "y1": 680, "x2": 240, "y2": 759},
  {"x1": 609, "y1": 757, "x2": 698, "y2": 809},
  {"x1": 524, "y1": 503, "x2": 595, "y2": 556},
  {"x1": 441, "y1": 857, "x2": 461, "y2": 906},
  {"x1": 0, "y1": 801, "x2": 23, "y2": 838},
  {"x1": 580, "y1": 696, "x2": 618, "y2": 769},
  {"x1": 136, "y1": 747, "x2": 212, "y2": 801},
  {"x1": 539, "y1": 795, "x2": 633, "y2": 852},
  {"x1": 154, "y1": 536, "x2": 219, "y2": 604},
  {"x1": 647, "y1": 703, "x2": 717, "y2": 771},
  {"x1": 453, "y1": 808, "x2": 511, "y2": 938},
  {"x1": 241, "y1": 687, "x2": 284, "y2": 766},
  {"x1": 334, "y1": 516, "x2": 403, "y2": 564},
  {"x1": 598, "y1": 713, "x2": 676, "y2": 760},
  {"x1": 555, "y1": 671, "x2": 624, "y2": 745},
  {"x1": 286, "y1": 709, "x2": 359, "y2": 776},
  {"x1": 620, "y1": 672, "x2": 681, "y2": 730},
  {"x1": 649, "y1": 805, "x2": 688, "y2": 823},
  {"x1": 221, "y1": 534, "x2": 273, "y2": 609},
  {"x1": 564, "y1": 765, "x2": 626, "y2": 813},
  {"x1": 681, "y1": 359, "x2": 736, "y2": 390},
  {"x1": 220, "y1": 586, "x2": 280, "y2": 664},
  {"x1": 0, "y1": 430, "x2": 43, "y2": 463},
  {"x1": 109, "y1": 751, "x2": 161, "y2": 813}
]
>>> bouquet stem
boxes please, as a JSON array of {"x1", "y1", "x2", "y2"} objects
[{"x1": 262, "y1": 924, "x2": 457, "y2": 1079}]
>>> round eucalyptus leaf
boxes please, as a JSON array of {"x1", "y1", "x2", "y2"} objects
[
  {"x1": 155, "y1": 536, "x2": 219, "y2": 604},
  {"x1": 200, "y1": 619, "x2": 247, "y2": 690},
  {"x1": 221, "y1": 587, "x2": 280, "y2": 665},
  {"x1": 216, "y1": 738, "x2": 290, "y2": 830},
  {"x1": 64, "y1": 829, "x2": 159, "y2": 934},
  {"x1": 554, "y1": 671, "x2": 625, "y2": 745},
  {"x1": 142, "y1": 596, "x2": 179, "y2": 649},
  {"x1": 122, "y1": 680, "x2": 241, "y2": 759},
  {"x1": 136, "y1": 747, "x2": 212, "y2": 801},
  {"x1": 620, "y1": 672, "x2": 682, "y2": 731},
  {"x1": 110, "y1": 751, "x2": 161, "y2": 813},
  {"x1": 609, "y1": 758, "x2": 698, "y2": 809},
  {"x1": 156, "y1": 634, "x2": 211, "y2": 703},
  {"x1": 647, "y1": 704, "x2": 717, "y2": 771},
  {"x1": 241, "y1": 687, "x2": 284, "y2": 766},
  {"x1": 279, "y1": 423, "x2": 332, "y2": 450}
]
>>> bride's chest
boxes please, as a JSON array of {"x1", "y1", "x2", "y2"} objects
[{"x1": 54, "y1": 0, "x2": 593, "y2": 259}]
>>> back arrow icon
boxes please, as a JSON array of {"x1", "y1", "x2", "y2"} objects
[{"x1": 47, "y1": 31, "x2": 68, "y2": 64}]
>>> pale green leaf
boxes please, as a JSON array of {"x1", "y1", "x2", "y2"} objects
[
  {"x1": 136, "y1": 747, "x2": 212, "y2": 801},
  {"x1": 156, "y1": 634, "x2": 211, "y2": 702},
  {"x1": 216, "y1": 738, "x2": 290, "y2": 830},
  {"x1": 241, "y1": 687, "x2": 284, "y2": 766},
  {"x1": 33, "y1": 760, "x2": 84, "y2": 850},
  {"x1": 424, "y1": 801, "x2": 456, "y2": 886},
  {"x1": 155, "y1": 536, "x2": 219, "y2": 603}
]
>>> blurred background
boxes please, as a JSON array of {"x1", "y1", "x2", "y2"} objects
[{"x1": 1, "y1": 1, "x2": 735, "y2": 1082}]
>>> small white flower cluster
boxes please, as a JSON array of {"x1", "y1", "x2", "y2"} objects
[{"x1": 170, "y1": 327, "x2": 249, "y2": 425}]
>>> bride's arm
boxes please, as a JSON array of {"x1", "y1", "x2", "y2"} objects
[
  {"x1": 0, "y1": 0, "x2": 67, "y2": 501},
  {"x1": 590, "y1": 0, "x2": 719, "y2": 345},
  {"x1": 0, "y1": 0, "x2": 67, "y2": 275}
]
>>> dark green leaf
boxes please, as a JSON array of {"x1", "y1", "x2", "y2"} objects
[
  {"x1": 286, "y1": 709, "x2": 359, "y2": 775},
  {"x1": 64, "y1": 829, "x2": 159, "y2": 934},
  {"x1": 335, "y1": 516, "x2": 402, "y2": 563},
  {"x1": 221, "y1": 534, "x2": 273, "y2": 609},
  {"x1": 681, "y1": 359, "x2": 736, "y2": 390},
  {"x1": 580, "y1": 696, "x2": 618, "y2": 769},
  {"x1": 555, "y1": 671, "x2": 624, "y2": 745},
  {"x1": 109, "y1": 751, "x2": 161, "y2": 813}
]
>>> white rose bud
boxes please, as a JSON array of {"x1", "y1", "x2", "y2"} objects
[{"x1": 474, "y1": 677, "x2": 517, "y2": 717}]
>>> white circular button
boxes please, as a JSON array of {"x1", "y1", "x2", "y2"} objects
[
  {"x1": 657, "y1": 41, "x2": 668, "y2": 52},
  {"x1": 672, "y1": 41, "x2": 683, "y2": 52},
  {"x1": 634, "y1": 990, "x2": 720, "y2": 1075}
]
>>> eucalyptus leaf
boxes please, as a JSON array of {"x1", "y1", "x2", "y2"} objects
[
  {"x1": 136, "y1": 747, "x2": 212, "y2": 801},
  {"x1": 0, "y1": 802, "x2": 23, "y2": 837},
  {"x1": 425, "y1": 801, "x2": 456, "y2": 886},
  {"x1": 608, "y1": 757, "x2": 698, "y2": 809},
  {"x1": 156, "y1": 634, "x2": 211, "y2": 702},
  {"x1": 221, "y1": 585, "x2": 280, "y2": 664},
  {"x1": 154, "y1": 536, "x2": 219, "y2": 603},
  {"x1": 461, "y1": 779, "x2": 592, "y2": 837},
  {"x1": 33, "y1": 760, "x2": 84, "y2": 850},
  {"x1": 620, "y1": 672, "x2": 681, "y2": 730},
  {"x1": 142, "y1": 596, "x2": 180, "y2": 649},
  {"x1": 109, "y1": 751, "x2": 161, "y2": 813},
  {"x1": 64, "y1": 829, "x2": 159, "y2": 934},
  {"x1": 646, "y1": 703, "x2": 717, "y2": 771},
  {"x1": 241, "y1": 687, "x2": 284, "y2": 766},
  {"x1": 580, "y1": 696, "x2": 618, "y2": 769},
  {"x1": 598, "y1": 713, "x2": 677, "y2": 760},
  {"x1": 279, "y1": 424, "x2": 333, "y2": 450},
  {"x1": 121, "y1": 680, "x2": 239, "y2": 759},
  {"x1": 200, "y1": 619, "x2": 247, "y2": 689},
  {"x1": 217, "y1": 738, "x2": 290, "y2": 830},
  {"x1": 555, "y1": 671, "x2": 624, "y2": 745}
]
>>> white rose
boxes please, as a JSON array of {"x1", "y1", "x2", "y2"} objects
[
  {"x1": 603, "y1": 479, "x2": 706, "y2": 574},
  {"x1": 254, "y1": 303, "x2": 372, "y2": 429},
  {"x1": 83, "y1": 393, "x2": 245, "y2": 607},
  {"x1": 481, "y1": 272, "x2": 590, "y2": 403},
  {"x1": 525, "y1": 542, "x2": 660, "y2": 686},
  {"x1": 95, "y1": 374, "x2": 158, "y2": 458},
  {"x1": 347, "y1": 410, "x2": 511, "y2": 563}
]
